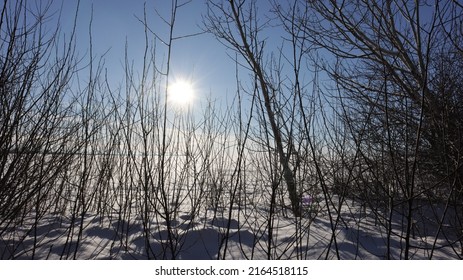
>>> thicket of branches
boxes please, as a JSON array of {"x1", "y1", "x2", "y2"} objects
[{"x1": 1, "y1": 0, "x2": 462, "y2": 259}]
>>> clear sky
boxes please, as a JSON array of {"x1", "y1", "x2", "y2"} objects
[
  {"x1": 48, "y1": 0, "x2": 296, "y2": 117},
  {"x1": 52, "y1": 1, "x2": 239, "y2": 110}
]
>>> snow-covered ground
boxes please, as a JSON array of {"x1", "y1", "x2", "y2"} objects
[{"x1": 1, "y1": 194, "x2": 460, "y2": 259}]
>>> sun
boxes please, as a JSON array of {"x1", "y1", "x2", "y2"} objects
[{"x1": 168, "y1": 79, "x2": 195, "y2": 108}]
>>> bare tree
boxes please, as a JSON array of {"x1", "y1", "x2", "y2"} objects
[
  {"x1": 204, "y1": 0, "x2": 303, "y2": 217},
  {"x1": 295, "y1": 0, "x2": 463, "y2": 259},
  {"x1": 0, "y1": 0, "x2": 80, "y2": 229}
]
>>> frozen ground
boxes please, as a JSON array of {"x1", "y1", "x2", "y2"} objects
[{"x1": 1, "y1": 195, "x2": 461, "y2": 260}]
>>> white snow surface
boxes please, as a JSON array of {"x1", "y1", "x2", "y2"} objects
[{"x1": 1, "y1": 195, "x2": 460, "y2": 260}]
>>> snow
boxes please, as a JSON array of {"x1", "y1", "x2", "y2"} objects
[{"x1": 1, "y1": 193, "x2": 460, "y2": 259}]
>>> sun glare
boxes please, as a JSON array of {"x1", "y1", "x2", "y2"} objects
[{"x1": 168, "y1": 79, "x2": 195, "y2": 108}]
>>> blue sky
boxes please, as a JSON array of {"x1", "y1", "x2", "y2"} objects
[
  {"x1": 53, "y1": 1, "x2": 250, "y2": 109},
  {"x1": 49, "y1": 0, "x2": 299, "y2": 116}
]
